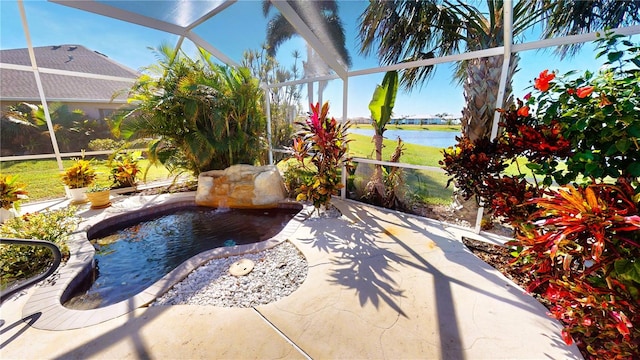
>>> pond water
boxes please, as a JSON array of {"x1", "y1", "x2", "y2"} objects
[
  {"x1": 63, "y1": 206, "x2": 299, "y2": 309},
  {"x1": 349, "y1": 129, "x2": 459, "y2": 148}
]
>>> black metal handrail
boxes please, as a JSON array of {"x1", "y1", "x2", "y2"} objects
[{"x1": 0, "y1": 238, "x2": 62, "y2": 304}]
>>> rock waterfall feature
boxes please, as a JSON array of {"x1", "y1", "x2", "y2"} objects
[{"x1": 195, "y1": 164, "x2": 287, "y2": 208}]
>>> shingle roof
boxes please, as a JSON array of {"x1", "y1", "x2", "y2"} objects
[{"x1": 0, "y1": 44, "x2": 139, "y2": 102}]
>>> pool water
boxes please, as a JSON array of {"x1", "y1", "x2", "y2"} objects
[{"x1": 64, "y1": 206, "x2": 299, "y2": 309}]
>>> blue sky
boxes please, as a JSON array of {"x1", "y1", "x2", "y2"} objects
[{"x1": 1, "y1": 0, "x2": 636, "y2": 118}]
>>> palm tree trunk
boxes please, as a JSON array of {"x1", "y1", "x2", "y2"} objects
[
  {"x1": 306, "y1": 46, "x2": 314, "y2": 108},
  {"x1": 307, "y1": 82, "x2": 314, "y2": 108},
  {"x1": 457, "y1": 54, "x2": 519, "y2": 226},
  {"x1": 461, "y1": 54, "x2": 519, "y2": 141},
  {"x1": 318, "y1": 80, "x2": 328, "y2": 106}
]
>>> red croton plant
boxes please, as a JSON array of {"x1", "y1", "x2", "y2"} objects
[
  {"x1": 514, "y1": 178, "x2": 640, "y2": 357},
  {"x1": 289, "y1": 102, "x2": 351, "y2": 210},
  {"x1": 440, "y1": 33, "x2": 639, "y2": 358}
]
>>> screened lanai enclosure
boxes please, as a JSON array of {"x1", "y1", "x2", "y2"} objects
[{"x1": 1, "y1": 0, "x2": 639, "y2": 231}]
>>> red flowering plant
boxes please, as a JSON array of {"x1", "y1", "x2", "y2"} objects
[
  {"x1": 512, "y1": 178, "x2": 639, "y2": 357},
  {"x1": 289, "y1": 102, "x2": 351, "y2": 210},
  {"x1": 442, "y1": 31, "x2": 640, "y2": 357},
  {"x1": 440, "y1": 99, "x2": 572, "y2": 228},
  {"x1": 440, "y1": 136, "x2": 506, "y2": 204},
  {"x1": 507, "y1": 31, "x2": 640, "y2": 357},
  {"x1": 525, "y1": 31, "x2": 640, "y2": 184},
  {"x1": 534, "y1": 69, "x2": 555, "y2": 92},
  {"x1": 442, "y1": 31, "x2": 639, "y2": 225}
]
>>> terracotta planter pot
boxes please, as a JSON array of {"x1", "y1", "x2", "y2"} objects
[{"x1": 86, "y1": 190, "x2": 111, "y2": 209}]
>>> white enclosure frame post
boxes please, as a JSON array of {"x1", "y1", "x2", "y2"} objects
[
  {"x1": 264, "y1": 84, "x2": 274, "y2": 165},
  {"x1": 341, "y1": 78, "x2": 349, "y2": 199},
  {"x1": 18, "y1": 0, "x2": 64, "y2": 172},
  {"x1": 474, "y1": 0, "x2": 513, "y2": 234}
]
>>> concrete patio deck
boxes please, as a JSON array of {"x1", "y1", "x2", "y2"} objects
[{"x1": 0, "y1": 196, "x2": 583, "y2": 359}]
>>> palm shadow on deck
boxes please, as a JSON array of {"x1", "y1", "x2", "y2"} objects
[{"x1": 295, "y1": 199, "x2": 577, "y2": 358}]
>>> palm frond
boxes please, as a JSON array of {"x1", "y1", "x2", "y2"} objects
[
  {"x1": 266, "y1": 14, "x2": 297, "y2": 57},
  {"x1": 538, "y1": 0, "x2": 640, "y2": 57}
]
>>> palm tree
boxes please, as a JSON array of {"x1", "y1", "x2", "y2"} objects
[
  {"x1": 358, "y1": 0, "x2": 640, "y2": 142},
  {"x1": 262, "y1": 0, "x2": 352, "y2": 107},
  {"x1": 242, "y1": 45, "x2": 303, "y2": 161},
  {"x1": 358, "y1": 0, "x2": 640, "y2": 223}
]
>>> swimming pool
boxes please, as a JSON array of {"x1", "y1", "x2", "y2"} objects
[{"x1": 64, "y1": 204, "x2": 301, "y2": 309}]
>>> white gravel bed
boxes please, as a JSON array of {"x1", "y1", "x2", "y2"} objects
[{"x1": 151, "y1": 241, "x2": 308, "y2": 307}]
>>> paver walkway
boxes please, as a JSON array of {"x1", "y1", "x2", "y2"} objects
[{"x1": 0, "y1": 197, "x2": 583, "y2": 359}]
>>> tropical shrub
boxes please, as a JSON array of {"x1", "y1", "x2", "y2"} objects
[
  {"x1": 109, "y1": 151, "x2": 142, "y2": 188},
  {"x1": 61, "y1": 156, "x2": 96, "y2": 189},
  {"x1": 88, "y1": 138, "x2": 125, "y2": 151},
  {"x1": 112, "y1": 45, "x2": 267, "y2": 176},
  {"x1": 289, "y1": 102, "x2": 351, "y2": 209},
  {"x1": 0, "y1": 207, "x2": 78, "y2": 289},
  {"x1": 512, "y1": 179, "x2": 639, "y2": 357},
  {"x1": 441, "y1": 106, "x2": 572, "y2": 227},
  {"x1": 360, "y1": 138, "x2": 408, "y2": 210},
  {"x1": 0, "y1": 175, "x2": 28, "y2": 210},
  {"x1": 527, "y1": 32, "x2": 640, "y2": 184},
  {"x1": 440, "y1": 136, "x2": 507, "y2": 207},
  {"x1": 509, "y1": 33, "x2": 640, "y2": 358},
  {"x1": 0, "y1": 102, "x2": 112, "y2": 155},
  {"x1": 441, "y1": 31, "x2": 639, "y2": 225},
  {"x1": 0, "y1": 102, "x2": 50, "y2": 155},
  {"x1": 281, "y1": 161, "x2": 316, "y2": 199},
  {"x1": 441, "y1": 32, "x2": 640, "y2": 358}
]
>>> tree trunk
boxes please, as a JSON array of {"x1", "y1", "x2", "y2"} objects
[
  {"x1": 307, "y1": 82, "x2": 314, "y2": 108},
  {"x1": 305, "y1": 46, "x2": 315, "y2": 108},
  {"x1": 318, "y1": 80, "x2": 328, "y2": 107},
  {"x1": 365, "y1": 133, "x2": 385, "y2": 203},
  {"x1": 456, "y1": 54, "x2": 519, "y2": 226},
  {"x1": 461, "y1": 54, "x2": 519, "y2": 141}
]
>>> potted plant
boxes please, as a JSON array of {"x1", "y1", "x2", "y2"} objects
[
  {"x1": 61, "y1": 156, "x2": 96, "y2": 203},
  {"x1": 86, "y1": 184, "x2": 111, "y2": 209},
  {"x1": 0, "y1": 174, "x2": 28, "y2": 223}
]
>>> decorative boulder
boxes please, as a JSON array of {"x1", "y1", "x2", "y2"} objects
[{"x1": 195, "y1": 164, "x2": 287, "y2": 208}]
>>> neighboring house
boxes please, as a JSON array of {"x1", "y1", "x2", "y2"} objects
[
  {"x1": 348, "y1": 115, "x2": 462, "y2": 126},
  {"x1": 0, "y1": 44, "x2": 138, "y2": 119},
  {"x1": 392, "y1": 115, "x2": 448, "y2": 125},
  {"x1": 349, "y1": 116, "x2": 372, "y2": 125}
]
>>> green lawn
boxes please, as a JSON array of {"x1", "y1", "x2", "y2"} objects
[
  {"x1": 348, "y1": 133, "x2": 446, "y2": 167},
  {"x1": 346, "y1": 132, "x2": 551, "y2": 205},
  {"x1": 346, "y1": 133, "x2": 454, "y2": 205},
  {"x1": 5, "y1": 132, "x2": 541, "y2": 206},
  {"x1": 394, "y1": 169, "x2": 454, "y2": 205},
  {"x1": 1, "y1": 158, "x2": 172, "y2": 202},
  {"x1": 349, "y1": 133, "x2": 544, "y2": 177}
]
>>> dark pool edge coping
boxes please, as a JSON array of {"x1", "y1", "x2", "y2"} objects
[{"x1": 22, "y1": 192, "x2": 308, "y2": 331}]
